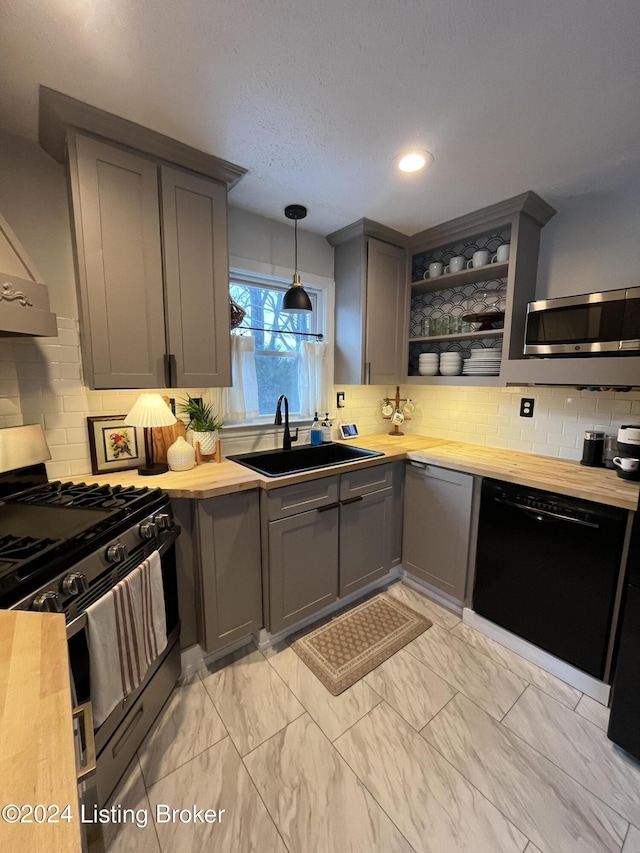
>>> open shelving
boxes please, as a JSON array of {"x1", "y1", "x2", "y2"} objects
[
  {"x1": 409, "y1": 329, "x2": 505, "y2": 345},
  {"x1": 410, "y1": 261, "x2": 509, "y2": 295},
  {"x1": 404, "y1": 191, "x2": 557, "y2": 386}
]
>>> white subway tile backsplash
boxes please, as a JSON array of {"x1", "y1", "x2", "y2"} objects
[
  {"x1": 596, "y1": 398, "x2": 632, "y2": 414},
  {"x1": 44, "y1": 428, "x2": 69, "y2": 446},
  {"x1": 62, "y1": 395, "x2": 91, "y2": 412},
  {"x1": 45, "y1": 460, "x2": 72, "y2": 479},
  {"x1": 49, "y1": 443, "x2": 91, "y2": 462},
  {"x1": 44, "y1": 411, "x2": 87, "y2": 430}
]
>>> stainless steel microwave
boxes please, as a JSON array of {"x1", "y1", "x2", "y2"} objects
[{"x1": 524, "y1": 287, "x2": 640, "y2": 356}]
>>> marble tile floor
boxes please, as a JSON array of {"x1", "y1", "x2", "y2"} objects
[{"x1": 93, "y1": 581, "x2": 640, "y2": 853}]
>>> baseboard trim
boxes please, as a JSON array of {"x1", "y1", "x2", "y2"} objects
[
  {"x1": 256, "y1": 567, "x2": 401, "y2": 651},
  {"x1": 180, "y1": 634, "x2": 254, "y2": 679},
  {"x1": 399, "y1": 570, "x2": 464, "y2": 617},
  {"x1": 463, "y1": 608, "x2": 611, "y2": 705}
]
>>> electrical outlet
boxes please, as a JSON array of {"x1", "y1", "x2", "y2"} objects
[
  {"x1": 336, "y1": 391, "x2": 345, "y2": 409},
  {"x1": 520, "y1": 397, "x2": 534, "y2": 418}
]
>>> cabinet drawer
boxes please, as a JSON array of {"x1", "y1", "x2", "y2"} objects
[
  {"x1": 267, "y1": 475, "x2": 339, "y2": 521},
  {"x1": 340, "y1": 462, "x2": 394, "y2": 500}
]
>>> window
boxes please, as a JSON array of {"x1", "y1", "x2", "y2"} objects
[{"x1": 229, "y1": 275, "x2": 322, "y2": 418}]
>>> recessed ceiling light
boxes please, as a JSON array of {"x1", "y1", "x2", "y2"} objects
[{"x1": 397, "y1": 151, "x2": 433, "y2": 173}]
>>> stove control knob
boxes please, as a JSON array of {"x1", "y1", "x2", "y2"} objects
[
  {"x1": 154, "y1": 513, "x2": 172, "y2": 530},
  {"x1": 33, "y1": 591, "x2": 63, "y2": 613},
  {"x1": 139, "y1": 521, "x2": 159, "y2": 539},
  {"x1": 61, "y1": 572, "x2": 89, "y2": 596},
  {"x1": 106, "y1": 542, "x2": 129, "y2": 563}
]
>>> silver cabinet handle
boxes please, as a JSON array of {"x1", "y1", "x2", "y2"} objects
[
  {"x1": 364, "y1": 362, "x2": 371, "y2": 384},
  {"x1": 73, "y1": 701, "x2": 96, "y2": 781}
]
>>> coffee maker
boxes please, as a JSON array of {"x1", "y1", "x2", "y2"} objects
[{"x1": 614, "y1": 425, "x2": 640, "y2": 481}]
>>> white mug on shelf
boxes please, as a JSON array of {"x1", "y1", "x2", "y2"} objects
[
  {"x1": 444, "y1": 255, "x2": 466, "y2": 274},
  {"x1": 613, "y1": 456, "x2": 640, "y2": 473},
  {"x1": 391, "y1": 409, "x2": 405, "y2": 426},
  {"x1": 423, "y1": 262, "x2": 444, "y2": 280},
  {"x1": 466, "y1": 250, "x2": 490, "y2": 269},
  {"x1": 491, "y1": 243, "x2": 510, "y2": 263}
]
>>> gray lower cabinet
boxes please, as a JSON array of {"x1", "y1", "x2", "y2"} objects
[
  {"x1": 339, "y1": 487, "x2": 394, "y2": 596},
  {"x1": 67, "y1": 132, "x2": 231, "y2": 389},
  {"x1": 268, "y1": 506, "x2": 339, "y2": 634},
  {"x1": 265, "y1": 463, "x2": 403, "y2": 633},
  {"x1": 338, "y1": 462, "x2": 403, "y2": 597},
  {"x1": 194, "y1": 490, "x2": 263, "y2": 653},
  {"x1": 402, "y1": 463, "x2": 473, "y2": 601}
]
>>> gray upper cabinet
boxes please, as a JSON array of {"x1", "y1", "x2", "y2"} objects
[
  {"x1": 365, "y1": 239, "x2": 407, "y2": 384},
  {"x1": 327, "y1": 220, "x2": 408, "y2": 385},
  {"x1": 67, "y1": 133, "x2": 231, "y2": 389},
  {"x1": 402, "y1": 463, "x2": 473, "y2": 602},
  {"x1": 160, "y1": 167, "x2": 231, "y2": 387},
  {"x1": 68, "y1": 134, "x2": 167, "y2": 388}
]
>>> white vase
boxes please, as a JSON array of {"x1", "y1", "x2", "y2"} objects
[
  {"x1": 167, "y1": 435, "x2": 196, "y2": 471},
  {"x1": 189, "y1": 430, "x2": 218, "y2": 456}
]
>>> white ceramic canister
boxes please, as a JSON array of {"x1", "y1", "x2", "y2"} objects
[{"x1": 167, "y1": 435, "x2": 196, "y2": 471}]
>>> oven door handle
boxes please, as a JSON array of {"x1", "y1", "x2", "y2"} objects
[
  {"x1": 494, "y1": 496, "x2": 600, "y2": 529},
  {"x1": 67, "y1": 612, "x2": 87, "y2": 640},
  {"x1": 73, "y1": 701, "x2": 97, "y2": 781}
]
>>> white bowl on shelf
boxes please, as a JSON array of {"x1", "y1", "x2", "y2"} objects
[
  {"x1": 418, "y1": 365, "x2": 439, "y2": 376},
  {"x1": 440, "y1": 365, "x2": 463, "y2": 376}
]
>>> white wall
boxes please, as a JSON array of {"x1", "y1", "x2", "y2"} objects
[
  {"x1": 228, "y1": 206, "x2": 334, "y2": 279},
  {"x1": 536, "y1": 175, "x2": 640, "y2": 299}
]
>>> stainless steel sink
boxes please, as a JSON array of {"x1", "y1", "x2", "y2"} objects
[{"x1": 227, "y1": 443, "x2": 383, "y2": 477}]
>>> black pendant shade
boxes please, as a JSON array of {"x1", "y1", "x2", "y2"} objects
[{"x1": 283, "y1": 204, "x2": 312, "y2": 313}]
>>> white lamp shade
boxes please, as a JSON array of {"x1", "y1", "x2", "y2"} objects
[{"x1": 125, "y1": 394, "x2": 176, "y2": 428}]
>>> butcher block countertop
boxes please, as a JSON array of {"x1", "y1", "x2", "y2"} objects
[
  {"x1": 0, "y1": 611, "x2": 81, "y2": 853},
  {"x1": 77, "y1": 433, "x2": 639, "y2": 510}
]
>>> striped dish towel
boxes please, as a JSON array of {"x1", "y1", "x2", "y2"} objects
[{"x1": 86, "y1": 551, "x2": 167, "y2": 728}]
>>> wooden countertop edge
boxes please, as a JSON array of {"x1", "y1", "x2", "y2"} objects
[
  {"x1": 73, "y1": 435, "x2": 639, "y2": 510},
  {"x1": 0, "y1": 611, "x2": 81, "y2": 852}
]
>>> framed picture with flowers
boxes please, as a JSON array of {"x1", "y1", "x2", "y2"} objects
[{"x1": 87, "y1": 415, "x2": 145, "y2": 475}]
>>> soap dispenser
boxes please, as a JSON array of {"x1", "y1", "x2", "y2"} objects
[
  {"x1": 310, "y1": 412, "x2": 322, "y2": 446},
  {"x1": 321, "y1": 413, "x2": 332, "y2": 443}
]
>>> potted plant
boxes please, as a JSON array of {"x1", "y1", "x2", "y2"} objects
[{"x1": 178, "y1": 395, "x2": 224, "y2": 456}]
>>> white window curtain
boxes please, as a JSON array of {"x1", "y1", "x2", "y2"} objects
[
  {"x1": 226, "y1": 334, "x2": 260, "y2": 421},
  {"x1": 299, "y1": 340, "x2": 330, "y2": 418}
]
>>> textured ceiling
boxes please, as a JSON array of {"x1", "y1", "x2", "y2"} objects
[{"x1": 1, "y1": 0, "x2": 639, "y2": 235}]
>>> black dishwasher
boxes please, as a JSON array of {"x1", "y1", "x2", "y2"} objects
[{"x1": 473, "y1": 478, "x2": 627, "y2": 679}]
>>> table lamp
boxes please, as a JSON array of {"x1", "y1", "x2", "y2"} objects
[{"x1": 125, "y1": 394, "x2": 176, "y2": 476}]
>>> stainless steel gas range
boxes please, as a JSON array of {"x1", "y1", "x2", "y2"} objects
[{"x1": 0, "y1": 424, "x2": 181, "y2": 807}]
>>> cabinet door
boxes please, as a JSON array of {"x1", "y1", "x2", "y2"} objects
[
  {"x1": 402, "y1": 464, "x2": 473, "y2": 601},
  {"x1": 268, "y1": 506, "x2": 338, "y2": 634},
  {"x1": 160, "y1": 167, "x2": 231, "y2": 387},
  {"x1": 365, "y1": 238, "x2": 407, "y2": 384},
  {"x1": 339, "y1": 486, "x2": 394, "y2": 597},
  {"x1": 196, "y1": 491, "x2": 263, "y2": 653},
  {"x1": 69, "y1": 134, "x2": 167, "y2": 388}
]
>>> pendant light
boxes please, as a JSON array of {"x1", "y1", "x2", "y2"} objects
[{"x1": 283, "y1": 204, "x2": 312, "y2": 313}]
